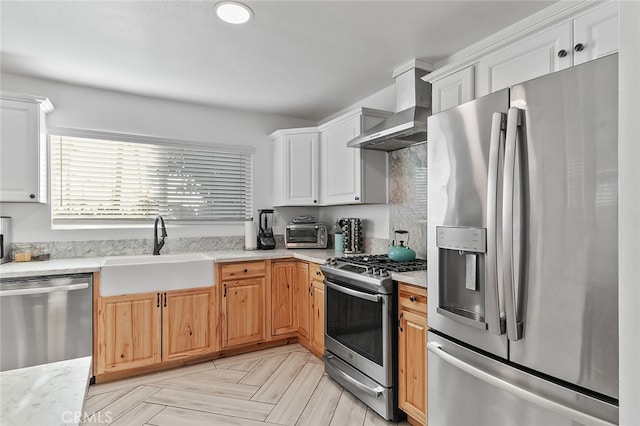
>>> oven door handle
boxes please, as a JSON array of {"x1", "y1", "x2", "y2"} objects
[
  {"x1": 325, "y1": 281, "x2": 382, "y2": 303},
  {"x1": 326, "y1": 354, "x2": 384, "y2": 397}
]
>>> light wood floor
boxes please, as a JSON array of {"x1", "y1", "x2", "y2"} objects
[{"x1": 83, "y1": 344, "x2": 409, "y2": 426}]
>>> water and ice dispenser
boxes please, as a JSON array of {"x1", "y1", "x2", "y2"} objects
[{"x1": 436, "y1": 226, "x2": 488, "y2": 329}]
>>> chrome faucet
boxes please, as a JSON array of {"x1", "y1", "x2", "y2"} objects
[{"x1": 153, "y1": 215, "x2": 167, "y2": 255}]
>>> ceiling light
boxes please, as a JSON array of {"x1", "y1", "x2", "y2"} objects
[{"x1": 215, "y1": 1, "x2": 253, "y2": 24}]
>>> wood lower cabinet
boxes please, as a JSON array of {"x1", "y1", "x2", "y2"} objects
[
  {"x1": 398, "y1": 283, "x2": 428, "y2": 426},
  {"x1": 162, "y1": 288, "x2": 216, "y2": 360},
  {"x1": 97, "y1": 292, "x2": 162, "y2": 373},
  {"x1": 310, "y1": 278, "x2": 325, "y2": 356},
  {"x1": 308, "y1": 263, "x2": 325, "y2": 357},
  {"x1": 95, "y1": 258, "x2": 327, "y2": 380},
  {"x1": 96, "y1": 287, "x2": 215, "y2": 375},
  {"x1": 222, "y1": 277, "x2": 265, "y2": 348},
  {"x1": 295, "y1": 262, "x2": 310, "y2": 342},
  {"x1": 271, "y1": 261, "x2": 297, "y2": 336}
]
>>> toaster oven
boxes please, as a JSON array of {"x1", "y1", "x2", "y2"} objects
[{"x1": 285, "y1": 223, "x2": 327, "y2": 249}]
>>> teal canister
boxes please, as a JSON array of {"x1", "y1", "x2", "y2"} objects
[{"x1": 334, "y1": 222, "x2": 344, "y2": 254}]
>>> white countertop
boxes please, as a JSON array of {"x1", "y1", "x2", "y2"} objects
[
  {"x1": 0, "y1": 249, "x2": 427, "y2": 288},
  {"x1": 0, "y1": 357, "x2": 92, "y2": 426}
]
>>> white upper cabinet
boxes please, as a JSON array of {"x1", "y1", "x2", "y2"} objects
[
  {"x1": 271, "y1": 128, "x2": 319, "y2": 206},
  {"x1": 0, "y1": 92, "x2": 54, "y2": 203},
  {"x1": 427, "y1": 2, "x2": 620, "y2": 104},
  {"x1": 319, "y1": 108, "x2": 389, "y2": 205},
  {"x1": 476, "y1": 22, "x2": 572, "y2": 97},
  {"x1": 475, "y1": 2, "x2": 618, "y2": 98},
  {"x1": 431, "y1": 66, "x2": 475, "y2": 113},
  {"x1": 573, "y1": 2, "x2": 619, "y2": 65}
]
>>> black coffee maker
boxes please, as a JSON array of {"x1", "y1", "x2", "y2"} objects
[{"x1": 257, "y1": 209, "x2": 276, "y2": 250}]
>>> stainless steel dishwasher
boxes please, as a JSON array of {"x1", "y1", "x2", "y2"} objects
[{"x1": 0, "y1": 273, "x2": 93, "y2": 371}]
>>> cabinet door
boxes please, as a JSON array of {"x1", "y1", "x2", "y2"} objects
[
  {"x1": 476, "y1": 22, "x2": 572, "y2": 97},
  {"x1": 398, "y1": 309, "x2": 427, "y2": 425},
  {"x1": 162, "y1": 288, "x2": 216, "y2": 360},
  {"x1": 271, "y1": 262, "x2": 296, "y2": 336},
  {"x1": 321, "y1": 115, "x2": 362, "y2": 204},
  {"x1": 432, "y1": 67, "x2": 475, "y2": 114},
  {"x1": 0, "y1": 99, "x2": 43, "y2": 202},
  {"x1": 573, "y1": 2, "x2": 618, "y2": 66},
  {"x1": 97, "y1": 292, "x2": 161, "y2": 373},
  {"x1": 310, "y1": 279, "x2": 325, "y2": 356},
  {"x1": 295, "y1": 262, "x2": 310, "y2": 341},
  {"x1": 284, "y1": 133, "x2": 319, "y2": 205},
  {"x1": 222, "y1": 278, "x2": 265, "y2": 348}
]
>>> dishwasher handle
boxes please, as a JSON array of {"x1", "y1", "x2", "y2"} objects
[{"x1": 0, "y1": 282, "x2": 89, "y2": 297}]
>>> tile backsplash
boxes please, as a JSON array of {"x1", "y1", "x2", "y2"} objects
[
  {"x1": 15, "y1": 236, "x2": 247, "y2": 259},
  {"x1": 388, "y1": 143, "x2": 427, "y2": 259},
  {"x1": 14, "y1": 235, "x2": 389, "y2": 260}
]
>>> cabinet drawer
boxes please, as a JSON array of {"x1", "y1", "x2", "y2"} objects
[
  {"x1": 309, "y1": 263, "x2": 324, "y2": 282},
  {"x1": 220, "y1": 261, "x2": 266, "y2": 280},
  {"x1": 398, "y1": 283, "x2": 427, "y2": 316}
]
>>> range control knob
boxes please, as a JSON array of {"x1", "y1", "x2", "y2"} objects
[{"x1": 380, "y1": 269, "x2": 390, "y2": 277}]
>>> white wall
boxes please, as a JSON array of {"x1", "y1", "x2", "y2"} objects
[
  {"x1": 618, "y1": 2, "x2": 640, "y2": 424},
  {"x1": 0, "y1": 73, "x2": 315, "y2": 242},
  {"x1": 0, "y1": 74, "x2": 397, "y2": 243}
]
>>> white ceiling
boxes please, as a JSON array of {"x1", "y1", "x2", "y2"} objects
[{"x1": 1, "y1": 1, "x2": 555, "y2": 122}]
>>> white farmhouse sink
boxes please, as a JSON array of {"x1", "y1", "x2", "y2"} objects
[{"x1": 100, "y1": 253, "x2": 214, "y2": 296}]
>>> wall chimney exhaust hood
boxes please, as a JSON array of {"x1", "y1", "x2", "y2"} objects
[{"x1": 347, "y1": 64, "x2": 432, "y2": 151}]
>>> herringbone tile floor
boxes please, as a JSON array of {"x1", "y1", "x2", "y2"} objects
[{"x1": 83, "y1": 344, "x2": 409, "y2": 426}]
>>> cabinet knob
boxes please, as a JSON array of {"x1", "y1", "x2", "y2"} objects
[
  {"x1": 244, "y1": 268, "x2": 248, "y2": 273},
  {"x1": 354, "y1": 196, "x2": 360, "y2": 201},
  {"x1": 29, "y1": 194, "x2": 35, "y2": 199},
  {"x1": 409, "y1": 296, "x2": 417, "y2": 302},
  {"x1": 313, "y1": 200, "x2": 317, "y2": 204},
  {"x1": 574, "y1": 43, "x2": 585, "y2": 52},
  {"x1": 557, "y1": 49, "x2": 568, "y2": 58}
]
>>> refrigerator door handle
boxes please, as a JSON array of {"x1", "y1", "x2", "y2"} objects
[
  {"x1": 503, "y1": 107, "x2": 523, "y2": 341},
  {"x1": 486, "y1": 112, "x2": 507, "y2": 335},
  {"x1": 427, "y1": 342, "x2": 616, "y2": 426}
]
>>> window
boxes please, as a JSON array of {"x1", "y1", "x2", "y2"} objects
[{"x1": 50, "y1": 129, "x2": 253, "y2": 226}]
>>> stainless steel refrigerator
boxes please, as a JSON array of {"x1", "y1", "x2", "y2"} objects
[{"x1": 427, "y1": 54, "x2": 618, "y2": 426}]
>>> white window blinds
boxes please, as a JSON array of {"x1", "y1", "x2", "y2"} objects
[{"x1": 51, "y1": 132, "x2": 253, "y2": 224}]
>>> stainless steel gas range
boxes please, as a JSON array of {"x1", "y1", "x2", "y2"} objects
[{"x1": 320, "y1": 255, "x2": 427, "y2": 421}]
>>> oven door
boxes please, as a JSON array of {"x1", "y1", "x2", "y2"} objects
[{"x1": 324, "y1": 277, "x2": 392, "y2": 387}]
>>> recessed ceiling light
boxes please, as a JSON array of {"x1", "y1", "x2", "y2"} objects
[{"x1": 215, "y1": 1, "x2": 253, "y2": 24}]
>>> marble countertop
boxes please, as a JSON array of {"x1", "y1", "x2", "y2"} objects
[
  {"x1": 0, "y1": 356, "x2": 92, "y2": 426},
  {"x1": 0, "y1": 249, "x2": 333, "y2": 279},
  {"x1": 0, "y1": 249, "x2": 427, "y2": 287},
  {"x1": 0, "y1": 257, "x2": 106, "y2": 279},
  {"x1": 392, "y1": 270, "x2": 427, "y2": 288}
]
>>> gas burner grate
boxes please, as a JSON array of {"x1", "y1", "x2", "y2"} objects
[{"x1": 334, "y1": 254, "x2": 426, "y2": 273}]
